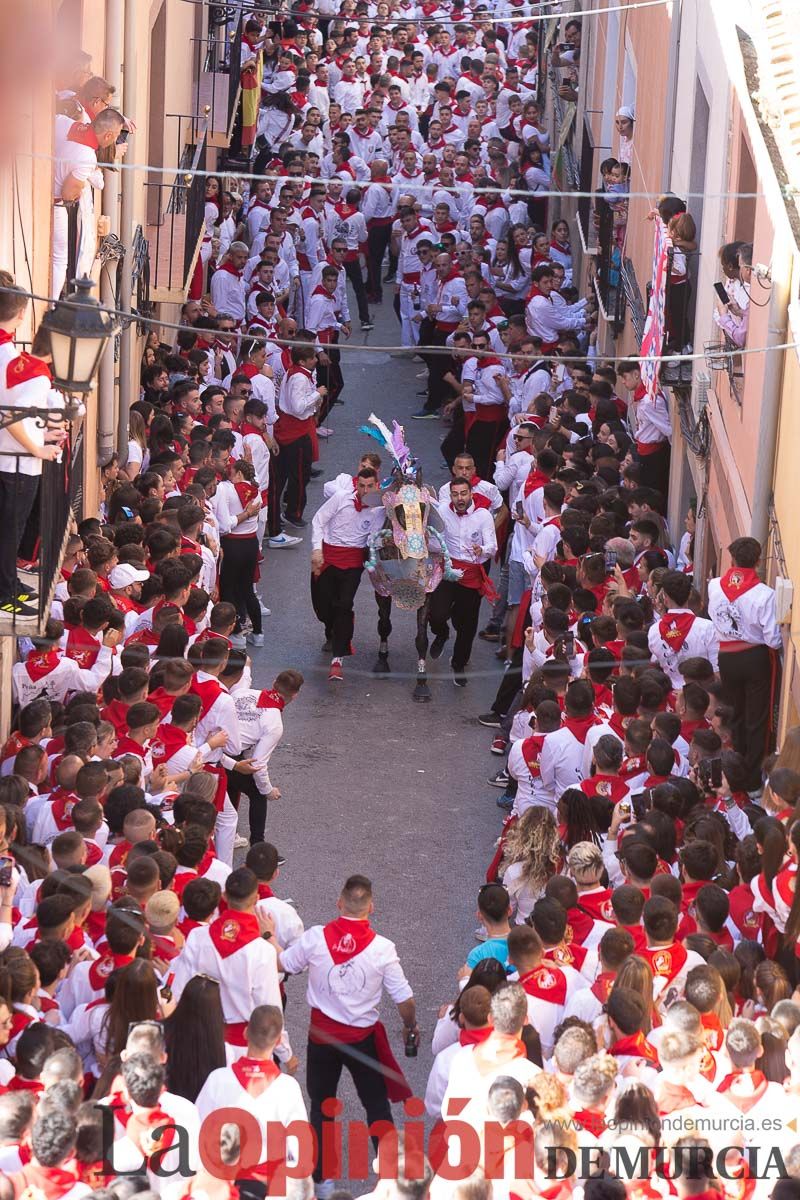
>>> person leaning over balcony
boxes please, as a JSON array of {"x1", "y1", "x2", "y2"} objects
[
  {"x1": 713, "y1": 241, "x2": 751, "y2": 350},
  {"x1": 707, "y1": 536, "x2": 783, "y2": 794},
  {"x1": 0, "y1": 283, "x2": 62, "y2": 618},
  {"x1": 51, "y1": 107, "x2": 124, "y2": 301}
]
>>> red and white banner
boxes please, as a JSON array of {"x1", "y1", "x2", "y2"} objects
[{"x1": 640, "y1": 217, "x2": 673, "y2": 399}]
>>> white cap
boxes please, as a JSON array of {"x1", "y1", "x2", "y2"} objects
[
  {"x1": 616, "y1": 105, "x2": 635, "y2": 122},
  {"x1": 109, "y1": 564, "x2": 150, "y2": 589}
]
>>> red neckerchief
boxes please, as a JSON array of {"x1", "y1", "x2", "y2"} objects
[
  {"x1": 590, "y1": 971, "x2": 616, "y2": 1003},
  {"x1": 563, "y1": 714, "x2": 601, "y2": 744},
  {"x1": 231, "y1": 1056, "x2": 280, "y2": 1097},
  {"x1": 459, "y1": 1026, "x2": 492, "y2": 1047},
  {"x1": 50, "y1": 787, "x2": 79, "y2": 831},
  {"x1": 217, "y1": 261, "x2": 243, "y2": 278},
  {"x1": 518, "y1": 964, "x2": 567, "y2": 1005},
  {"x1": 720, "y1": 567, "x2": 761, "y2": 600},
  {"x1": 572, "y1": 1109, "x2": 606, "y2": 1138},
  {"x1": 323, "y1": 916, "x2": 376, "y2": 964},
  {"x1": 256, "y1": 689, "x2": 285, "y2": 710},
  {"x1": 658, "y1": 1080, "x2": 701, "y2": 1115},
  {"x1": 641, "y1": 942, "x2": 688, "y2": 984},
  {"x1": 609, "y1": 1031, "x2": 659, "y2": 1065},
  {"x1": 575, "y1": 887, "x2": 615, "y2": 922},
  {"x1": 241, "y1": 422, "x2": 266, "y2": 441},
  {"x1": 108, "y1": 840, "x2": 132, "y2": 869},
  {"x1": 67, "y1": 121, "x2": 99, "y2": 149},
  {"x1": 150, "y1": 724, "x2": 190, "y2": 768},
  {"x1": 147, "y1": 687, "x2": 177, "y2": 718},
  {"x1": 717, "y1": 1070, "x2": 769, "y2": 1113},
  {"x1": 191, "y1": 675, "x2": 224, "y2": 718},
  {"x1": 65, "y1": 625, "x2": 101, "y2": 669},
  {"x1": 658, "y1": 610, "x2": 695, "y2": 651},
  {"x1": 208, "y1": 910, "x2": 261, "y2": 958},
  {"x1": 25, "y1": 649, "x2": 60, "y2": 681},
  {"x1": 88, "y1": 951, "x2": 135, "y2": 991},
  {"x1": 233, "y1": 480, "x2": 258, "y2": 508},
  {"x1": 1, "y1": 731, "x2": 31, "y2": 763},
  {"x1": 520, "y1": 733, "x2": 545, "y2": 776},
  {"x1": 700, "y1": 1011, "x2": 724, "y2": 1051},
  {"x1": 523, "y1": 467, "x2": 551, "y2": 497}
]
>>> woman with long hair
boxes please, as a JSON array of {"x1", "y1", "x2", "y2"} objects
[
  {"x1": 101, "y1": 960, "x2": 167, "y2": 1060},
  {"x1": 490, "y1": 238, "x2": 529, "y2": 316},
  {"x1": 558, "y1": 788, "x2": 601, "y2": 849},
  {"x1": 163, "y1": 975, "x2": 226, "y2": 1102},
  {"x1": 501, "y1": 807, "x2": 562, "y2": 923},
  {"x1": 613, "y1": 956, "x2": 655, "y2": 1034}
]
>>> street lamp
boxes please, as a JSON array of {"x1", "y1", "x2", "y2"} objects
[{"x1": 40, "y1": 276, "x2": 114, "y2": 395}]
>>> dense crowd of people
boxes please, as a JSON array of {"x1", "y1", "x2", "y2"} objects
[{"x1": 0, "y1": 2, "x2": 793, "y2": 1199}]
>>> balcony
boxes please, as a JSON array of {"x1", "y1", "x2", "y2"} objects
[
  {"x1": 190, "y1": 14, "x2": 243, "y2": 151},
  {"x1": 0, "y1": 402, "x2": 82, "y2": 638},
  {"x1": 143, "y1": 115, "x2": 210, "y2": 304}
]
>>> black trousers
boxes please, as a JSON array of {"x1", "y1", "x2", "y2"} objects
[
  {"x1": 441, "y1": 407, "x2": 466, "y2": 468},
  {"x1": 638, "y1": 441, "x2": 671, "y2": 501},
  {"x1": 226, "y1": 766, "x2": 268, "y2": 844},
  {"x1": 317, "y1": 340, "x2": 343, "y2": 417},
  {"x1": 492, "y1": 649, "x2": 524, "y2": 717},
  {"x1": 719, "y1": 645, "x2": 779, "y2": 791},
  {"x1": 307, "y1": 1032, "x2": 392, "y2": 1182},
  {"x1": 424, "y1": 326, "x2": 451, "y2": 413},
  {"x1": 428, "y1": 580, "x2": 482, "y2": 671},
  {"x1": 220, "y1": 535, "x2": 261, "y2": 634},
  {"x1": 344, "y1": 258, "x2": 370, "y2": 325},
  {"x1": 274, "y1": 435, "x2": 313, "y2": 521},
  {"x1": 467, "y1": 417, "x2": 508, "y2": 481},
  {"x1": 376, "y1": 593, "x2": 392, "y2": 642},
  {"x1": 367, "y1": 224, "x2": 392, "y2": 302},
  {"x1": 311, "y1": 564, "x2": 363, "y2": 657},
  {"x1": 0, "y1": 471, "x2": 40, "y2": 601},
  {"x1": 266, "y1": 464, "x2": 283, "y2": 538}
]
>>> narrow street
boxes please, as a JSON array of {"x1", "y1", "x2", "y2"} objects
[{"x1": 239, "y1": 299, "x2": 505, "y2": 1150}]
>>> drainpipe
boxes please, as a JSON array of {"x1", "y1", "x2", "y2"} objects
[
  {"x1": 98, "y1": 0, "x2": 123, "y2": 463},
  {"x1": 749, "y1": 252, "x2": 790, "y2": 549},
  {"x1": 118, "y1": 0, "x2": 137, "y2": 456}
]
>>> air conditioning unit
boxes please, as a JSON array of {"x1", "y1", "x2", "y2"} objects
[{"x1": 776, "y1": 576, "x2": 794, "y2": 624}]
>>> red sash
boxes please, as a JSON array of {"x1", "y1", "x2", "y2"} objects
[
  {"x1": 450, "y1": 559, "x2": 499, "y2": 602},
  {"x1": 208, "y1": 911, "x2": 261, "y2": 959},
  {"x1": 308, "y1": 1008, "x2": 411, "y2": 1102},
  {"x1": 321, "y1": 542, "x2": 368, "y2": 571}
]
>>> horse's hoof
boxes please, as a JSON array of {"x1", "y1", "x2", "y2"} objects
[
  {"x1": 413, "y1": 681, "x2": 432, "y2": 703},
  {"x1": 373, "y1": 654, "x2": 391, "y2": 675}
]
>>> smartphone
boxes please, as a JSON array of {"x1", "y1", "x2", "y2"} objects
[
  {"x1": 514, "y1": 500, "x2": 524, "y2": 518},
  {"x1": 713, "y1": 281, "x2": 730, "y2": 304},
  {"x1": 0, "y1": 859, "x2": 11, "y2": 888},
  {"x1": 563, "y1": 632, "x2": 575, "y2": 657},
  {"x1": 605, "y1": 549, "x2": 617, "y2": 574},
  {"x1": 709, "y1": 758, "x2": 723, "y2": 790},
  {"x1": 116, "y1": 129, "x2": 129, "y2": 145}
]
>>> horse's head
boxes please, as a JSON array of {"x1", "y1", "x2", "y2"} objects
[{"x1": 383, "y1": 480, "x2": 432, "y2": 560}]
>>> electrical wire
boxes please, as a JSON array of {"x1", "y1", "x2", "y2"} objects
[
  {"x1": 23, "y1": 150, "x2": 795, "y2": 203},
  {"x1": 3, "y1": 283, "x2": 797, "y2": 366},
  {"x1": 178, "y1": 0, "x2": 674, "y2": 30}
]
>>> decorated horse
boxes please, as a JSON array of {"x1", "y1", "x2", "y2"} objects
[{"x1": 359, "y1": 414, "x2": 462, "y2": 701}]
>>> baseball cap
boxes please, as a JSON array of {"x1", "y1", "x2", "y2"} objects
[{"x1": 110, "y1": 564, "x2": 150, "y2": 589}]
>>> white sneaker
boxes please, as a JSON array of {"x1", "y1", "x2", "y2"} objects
[
  {"x1": 317, "y1": 426, "x2": 333, "y2": 438},
  {"x1": 246, "y1": 632, "x2": 264, "y2": 647},
  {"x1": 233, "y1": 834, "x2": 249, "y2": 850},
  {"x1": 229, "y1": 633, "x2": 246, "y2": 649},
  {"x1": 259, "y1": 602, "x2": 272, "y2": 616},
  {"x1": 267, "y1": 533, "x2": 303, "y2": 548}
]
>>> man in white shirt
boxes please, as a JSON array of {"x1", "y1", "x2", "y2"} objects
[
  {"x1": 707, "y1": 536, "x2": 783, "y2": 792},
  {"x1": 539, "y1": 679, "x2": 599, "y2": 802},
  {"x1": 210, "y1": 242, "x2": 249, "y2": 328},
  {"x1": 310, "y1": 468, "x2": 384, "y2": 682},
  {"x1": 648, "y1": 570, "x2": 719, "y2": 687},
  {"x1": 277, "y1": 874, "x2": 417, "y2": 1192},
  {"x1": 173, "y1": 866, "x2": 294, "y2": 1065},
  {"x1": 429, "y1": 478, "x2": 497, "y2": 686}
]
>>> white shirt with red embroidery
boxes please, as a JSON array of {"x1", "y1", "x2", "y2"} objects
[
  {"x1": 12, "y1": 646, "x2": 113, "y2": 708},
  {"x1": 707, "y1": 576, "x2": 782, "y2": 649},
  {"x1": 279, "y1": 920, "x2": 413, "y2": 1027},
  {"x1": 647, "y1": 608, "x2": 719, "y2": 686}
]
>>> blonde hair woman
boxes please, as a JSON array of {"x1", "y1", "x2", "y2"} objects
[{"x1": 501, "y1": 807, "x2": 562, "y2": 924}]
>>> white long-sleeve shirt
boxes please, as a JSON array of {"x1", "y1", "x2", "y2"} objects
[
  {"x1": 215, "y1": 478, "x2": 262, "y2": 537},
  {"x1": 434, "y1": 502, "x2": 497, "y2": 563},
  {"x1": 647, "y1": 609, "x2": 720, "y2": 686},
  {"x1": 12, "y1": 646, "x2": 113, "y2": 708},
  {"x1": 707, "y1": 577, "x2": 782, "y2": 650},
  {"x1": 311, "y1": 489, "x2": 385, "y2": 550}
]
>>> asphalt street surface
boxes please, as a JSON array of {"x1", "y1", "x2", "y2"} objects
[{"x1": 235, "y1": 295, "x2": 508, "y2": 1184}]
